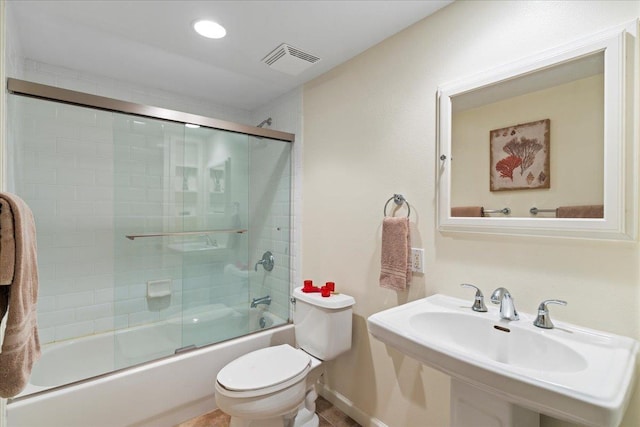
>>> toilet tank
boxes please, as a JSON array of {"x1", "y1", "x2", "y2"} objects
[{"x1": 292, "y1": 287, "x2": 355, "y2": 360}]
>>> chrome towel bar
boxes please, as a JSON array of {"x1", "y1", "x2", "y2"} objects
[
  {"x1": 483, "y1": 207, "x2": 511, "y2": 215},
  {"x1": 530, "y1": 207, "x2": 556, "y2": 215},
  {"x1": 126, "y1": 228, "x2": 247, "y2": 240}
]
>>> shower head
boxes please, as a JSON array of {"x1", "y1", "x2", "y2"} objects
[{"x1": 256, "y1": 117, "x2": 272, "y2": 128}]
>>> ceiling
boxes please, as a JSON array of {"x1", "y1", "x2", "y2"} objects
[{"x1": 7, "y1": 0, "x2": 453, "y2": 111}]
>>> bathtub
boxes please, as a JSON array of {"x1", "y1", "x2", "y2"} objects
[{"x1": 8, "y1": 310, "x2": 292, "y2": 427}]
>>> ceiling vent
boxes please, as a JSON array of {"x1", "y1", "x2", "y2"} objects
[{"x1": 262, "y1": 43, "x2": 320, "y2": 76}]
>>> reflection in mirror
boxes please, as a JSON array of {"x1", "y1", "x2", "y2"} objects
[
  {"x1": 437, "y1": 22, "x2": 637, "y2": 240},
  {"x1": 208, "y1": 159, "x2": 230, "y2": 214},
  {"x1": 451, "y1": 51, "x2": 604, "y2": 219}
]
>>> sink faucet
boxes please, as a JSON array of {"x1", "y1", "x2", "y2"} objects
[
  {"x1": 490, "y1": 287, "x2": 519, "y2": 320},
  {"x1": 460, "y1": 283, "x2": 487, "y2": 312},
  {"x1": 533, "y1": 299, "x2": 567, "y2": 329},
  {"x1": 251, "y1": 295, "x2": 272, "y2": 308}
]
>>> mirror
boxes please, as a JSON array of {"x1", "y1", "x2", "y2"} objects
[{"x1": 437, "y1": 22, "x2": 637, "y2": 240}]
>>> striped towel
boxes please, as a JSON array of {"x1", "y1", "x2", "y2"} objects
[{"x1": 379, "y1": 216, "x2": 411, "y2": 291}]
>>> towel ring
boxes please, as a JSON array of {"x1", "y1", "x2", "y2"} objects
[{"x1": 383, "y1": 194, "x2": 411, "y2": 217}]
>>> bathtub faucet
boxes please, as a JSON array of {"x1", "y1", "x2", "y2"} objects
[{"x1": 251, "y1": 295, "x2": 271, "y2": 308}]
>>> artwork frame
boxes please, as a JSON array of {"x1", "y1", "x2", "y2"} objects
[{"x1": 490, "y1": 119, "x2": 550, "y2": 191}]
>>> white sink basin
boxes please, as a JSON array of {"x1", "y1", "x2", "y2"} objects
[
  {"x1": 367, "y1": 294, "x2": 639, "y2": 427},
  {"x1": 410, "y1": 312, "x2": 587, "y2": 373}
]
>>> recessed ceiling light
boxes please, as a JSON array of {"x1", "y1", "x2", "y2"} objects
[
  {"x1": 193, "y1": 20, "x2": 226, "y2": 39},
  {"x1": 185, "y1": 123, "x2": 200, "y2": 129}
]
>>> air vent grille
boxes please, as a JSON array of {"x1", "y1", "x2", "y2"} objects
[
  {"x1": 264, "y1": 47, "x2": 287, "y2": 66},
  {"x1": 287, "y1": 46, "x2": 320, "y2": 64},
  {"x1": 262, "y1": 43, "x2": 321, "y2": 75}
]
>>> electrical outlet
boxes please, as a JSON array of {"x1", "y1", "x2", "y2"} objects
[{"x1": 411, "y1": 248, "x2": 424, "y2": 273}]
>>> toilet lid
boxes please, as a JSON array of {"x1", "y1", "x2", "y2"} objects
[{"x1": 217, "y1": 344, "x2": 311, "y2": 392}]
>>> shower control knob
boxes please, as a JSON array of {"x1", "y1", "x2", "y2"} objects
[{"x1": 254, "y1": 251, "x2": 274, "y2": 272}]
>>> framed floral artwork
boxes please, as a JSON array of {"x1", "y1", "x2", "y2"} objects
[{"x1": 490, "y1": 119, "x2": 550, "y2": 191}]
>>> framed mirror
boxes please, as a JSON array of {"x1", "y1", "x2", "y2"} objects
[{"x1": 437, "y1": 21, "x2": 637, "y2": 240}]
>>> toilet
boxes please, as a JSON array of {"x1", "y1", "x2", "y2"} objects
[{"x1": 215, "y1": 286, "x2": 355, "y2": 427}]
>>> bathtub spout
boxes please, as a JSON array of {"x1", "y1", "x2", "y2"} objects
[{"x1": 251, "y1": 295, "x2": 271, "y2": 308}]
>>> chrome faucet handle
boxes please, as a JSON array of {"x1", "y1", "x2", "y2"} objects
[
  {"x1": 254, "y1": 251, "x2": 275, "y2": 272},
  {"x1": 533, "y1": 299, "x2": 567, "y2": 329},
  {"x1": 490, "y1": 287, "x2": 519, "y2": 320},
  {"x1": 460, "y1": 284, "x2": 487, "y2": 312}
]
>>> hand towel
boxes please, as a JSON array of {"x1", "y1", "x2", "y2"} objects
[
  {"x1": 451, "y1": 206, "x2": 485, "y2": 217},
  {"x1": 0, "y1": 199, "x2": 15, "y2": 285},
  {"x1": 0, "y1": 192, "x2": 40, "y2": 398},
  {"x1": 379, "y1": 216, "x2": 411, "y2": 291},
  {"x1": 556, "y1": 205, "x2": 604, "y2": 218}
]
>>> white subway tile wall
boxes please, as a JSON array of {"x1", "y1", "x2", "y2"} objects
[
  {"x1": 249, "y1": 138, "x2": 292, "y2": 320},
  {"x1": 11, "y1": 96, "x2": 117, "y2": 344},
  {"x1": 250, "y1": 88, "x2": 303, "y2": 321},
  {"x1": 8, "y1": 59, "x2": 302, "y2": 350}
]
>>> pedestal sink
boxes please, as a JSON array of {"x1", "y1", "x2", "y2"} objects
[{"x1": 367, "y1": 294, "x2": 639, "y2": 427}]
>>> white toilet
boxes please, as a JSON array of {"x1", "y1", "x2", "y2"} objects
[{"x1": 215, "y1": 286, "x2": 355, "y2": 427}]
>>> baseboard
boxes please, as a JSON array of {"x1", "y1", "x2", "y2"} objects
[{"x1": 317, "y1": 383, "x2": 389, "y2": 427}]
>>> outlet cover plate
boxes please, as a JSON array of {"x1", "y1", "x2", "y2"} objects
[{"x1": 411, "y1": 248, "x2": 424, "y2": 273}]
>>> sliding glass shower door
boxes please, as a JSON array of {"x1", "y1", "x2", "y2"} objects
[
  {"x1": 8, "y1": 89, "x2": 292, "y2": 389},
  {"x1": 113, "y1": 114, "x2": 254, "y2": 368}
]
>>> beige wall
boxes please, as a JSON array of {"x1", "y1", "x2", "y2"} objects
[
  {"x1": 303, "y1": 2, "x2": 640, "y2": 427},
  {"x1": 452, "y1": 74, "x2": 604, "y2": 216}
]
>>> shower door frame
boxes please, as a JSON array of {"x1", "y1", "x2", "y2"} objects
[
  {"x1": 7, "y1": 78, "x2": 295, "y2": 143},
  {"x1": 7, "y1": 77, "x2": 296, "y2": 382}
]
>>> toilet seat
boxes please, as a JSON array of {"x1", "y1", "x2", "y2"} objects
[{"x1": 216, "y1": 344, "x2": 311, "y2": 398}]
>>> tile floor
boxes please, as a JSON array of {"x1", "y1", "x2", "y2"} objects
[{"x1": 176, "y1": 396, "x2": 360, "y2": 427}]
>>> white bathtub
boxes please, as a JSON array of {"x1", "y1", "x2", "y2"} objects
[{"x1": 8, "y1": 311, "x2": 292, "y2": 427}]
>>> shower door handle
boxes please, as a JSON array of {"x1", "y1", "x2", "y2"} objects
[{"x1": 254, "y1": 251, "x2": 274, "y2": 272}]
